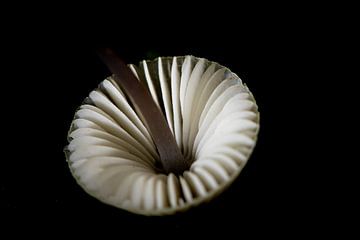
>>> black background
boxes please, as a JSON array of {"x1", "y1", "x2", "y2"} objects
[{"x1": 1, "y1": 8, "x2": 344, "y2": 236}]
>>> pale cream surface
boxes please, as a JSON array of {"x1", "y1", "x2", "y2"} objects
[{"x1": 66, "y1": 56, "x2": 260, "y2": 215}]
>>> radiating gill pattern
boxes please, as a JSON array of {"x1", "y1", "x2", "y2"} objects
[{"x1": 65, "y1": 56, "x2": 259, "y2": 215}]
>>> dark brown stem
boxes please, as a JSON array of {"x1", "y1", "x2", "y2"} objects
[{"x1": 97, "y1": 48, "x2": 188, "y2": 174}]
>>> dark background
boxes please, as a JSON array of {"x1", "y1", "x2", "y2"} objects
[{"x1": 1, "y1": 8, "x2": 346, "y2": 236}]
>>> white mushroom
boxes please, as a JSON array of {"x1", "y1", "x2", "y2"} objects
[{"x1": 65, "y1": 56, "x2": 260, "y2": 215}]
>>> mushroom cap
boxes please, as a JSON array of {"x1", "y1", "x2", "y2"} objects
[{"x1": 65, "y1": 56, "x2": 260, "y2": 215}]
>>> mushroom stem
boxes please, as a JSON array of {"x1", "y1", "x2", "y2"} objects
[{"x1": 97, "y1": 48, "x2": 189, "y2": 174}]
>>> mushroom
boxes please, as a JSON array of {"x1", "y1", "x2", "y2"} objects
[{"x1": 65, "y1": 55, "x2": 260, "y2": 215}]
